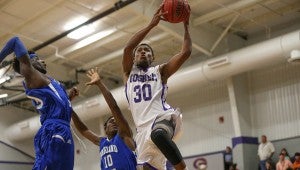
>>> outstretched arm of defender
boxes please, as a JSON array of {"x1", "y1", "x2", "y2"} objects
[
  {"x1": 0, "y1": 37, "x2": 27, "y2": 63},
  {"x1": 69, "y1": 87, "x2": 101, "y2": 146},
  {"x1": 86, "y1": 68, "x2": 135, "y2": 150},
  {"x1": 71, "y1": 111, "x2": 101, "y2": 146},
  {"x1": 86, "y1": 68, "x2": 133, "y2": 139},
  {"x1": 0, "y1": 37, "x2": 47, "y2": 88},
  {"x1": 122, "y1": 4, "x2": 166, "y2": 82}
]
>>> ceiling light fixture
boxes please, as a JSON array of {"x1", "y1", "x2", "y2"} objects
[
  {"x1": 0, "y1": 65, "x2": 10, "y2": 77},
  {"x1": 0, "y1": 94, "x2": 8, "y2": 99},
  {"x1": 64, "y1": 16, "x2": 95, "y2": 40},
  {"x1": 0, "y1": 76, "x2": 11, "y2": 84},
  {"x1": 73, "y1": 28, "x2": 116, "y2": 49}
]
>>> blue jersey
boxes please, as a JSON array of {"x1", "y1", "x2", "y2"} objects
[
  {"x1": 100, "y1": 134, "x2": 137, "y2": 170},
  {"x1": 24, "y1": 78, "x2": 74, "y2": 170},
  {"x1": 24, "y1": 77, "x2": 72, "y2": 124}
]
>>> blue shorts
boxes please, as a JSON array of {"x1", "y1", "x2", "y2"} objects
[{"x1": 32, "y1": 119, "x2": 74, "y2": 170}]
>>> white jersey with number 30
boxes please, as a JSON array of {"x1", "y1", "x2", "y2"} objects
[{"x1": 125, "y1": 65, "x2": 175, "y2": 128}]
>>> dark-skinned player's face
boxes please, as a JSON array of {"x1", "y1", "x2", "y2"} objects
[
  {"x1": 105, "y1": 117, "x2": 118, "y2": 137},
  {"x1": 31, "y1": 56, "x2": 47, "y2": 74},
  {"x1": 134, "y1": 45, "x2": 154, "y2": 69}
]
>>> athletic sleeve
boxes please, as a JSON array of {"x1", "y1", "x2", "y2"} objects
[{"x1": 0, "y1": 36, "x2": 28, "y2": 62}]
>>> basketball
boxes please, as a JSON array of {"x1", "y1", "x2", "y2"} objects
[{"x1": 162, "y1": 0, "x2": 190, "y2": 23}]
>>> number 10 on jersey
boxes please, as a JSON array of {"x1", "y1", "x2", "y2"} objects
[{"x1": 103, "y1": 154, "x2": 113, "y2": 168}]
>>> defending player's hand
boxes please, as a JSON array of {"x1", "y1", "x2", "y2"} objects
[
  {"x1": 85, "y1": 67, "x2": 101, "y2": 86},
  {"x1": 68, "y1": 87, "x2": 79, "y2": 101}
]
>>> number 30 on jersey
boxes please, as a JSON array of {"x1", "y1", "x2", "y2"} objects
[{"x1": 133, "y1": 84, "x2": 152, "y2": 103}]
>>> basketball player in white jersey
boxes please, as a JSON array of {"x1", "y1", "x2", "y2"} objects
[{"x1": 122, "y1": 4, "x2": 191, "y2": 170}]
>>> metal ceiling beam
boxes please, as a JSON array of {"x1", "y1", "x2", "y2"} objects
[
  {"x1": 234, "y1": 1, "x2": 300, "y2": 32},
  {"x1": 157, "y1": 23, "x2": 213, "y2": 56},
  {"x1": 31, "y1": 0, "x2": 138, "y2": 51},
  {"x1": 193, "y1": 0, "x2": 264, "y2": 26},
  {"x1": 45, "y1": 16, "x2": 142, "y2": 64},
  {"x1": 210, "y1": 14, "x2": 240, "y2": 53},
  {"x1": 0, "y1": 0, "x2": 66, "y2": 41}
]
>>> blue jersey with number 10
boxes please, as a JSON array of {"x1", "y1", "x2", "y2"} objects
[{"x1": 100, "y1": 134, "x2": 137, "y2": 170}]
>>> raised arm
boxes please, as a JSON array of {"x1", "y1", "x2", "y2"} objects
[
  {"x1": 0, "y1": 37, "x2": 48, "y2": 88},
  {"x1": 86, "y1": 68, "x2": 133, "y2": 140},
  {"x1": 160, "y1": 11, "x2": 192, "y2": 84},
  {"x1": 68, "y1": 87, "x2": 101, "y2": 146},
  {"x1": 0, "y1": 37, "x2": 27, "y2": 63},
  {"x1": 71, "y1": 110, "x2": 101, "y2": 146},
  {"x1": 122, "y1": 4, "x2": 166, "y2": 83}
]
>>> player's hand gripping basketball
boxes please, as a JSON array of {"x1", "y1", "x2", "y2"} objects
[
  {"x1": 183, "y1": 3, "x2": 190, "y2": 26},
  {"x1": 149, "y1": 3, "x2": 167, "y2": 27},
  {"x1": 85, "y1": 67, "x2": 101, "y2": 86}
]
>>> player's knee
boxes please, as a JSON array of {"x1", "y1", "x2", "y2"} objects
[
  {"x1": 151, "y1": 119, "x2": 174, "y2": 140},
  {"x1": 151, "y1": 128, "x2": 168, "y2": 143}
]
